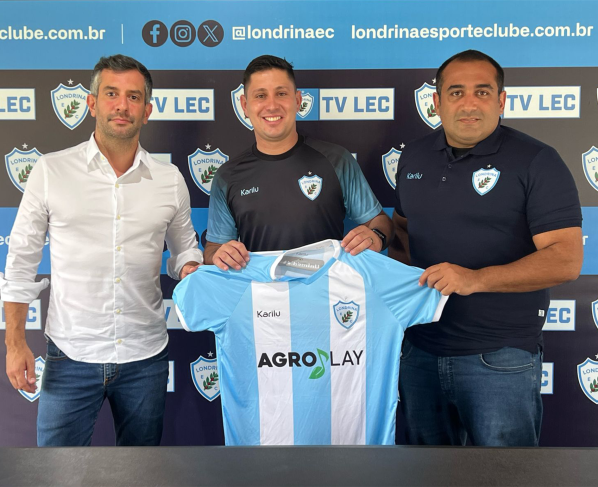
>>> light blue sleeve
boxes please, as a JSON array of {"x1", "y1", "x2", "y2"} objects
[
  {"x1": 173, "y1": 265, "x2": 250, "y2": 334},
  {"x1": 206, "y1": 172, "x2": 238, "y2": 244},
  {"x1": 336, "y1": 153, "x2": 383, "y2": 224},
  {"x1": 341, "y1": 251, "x2": 447, "y2": 328}
]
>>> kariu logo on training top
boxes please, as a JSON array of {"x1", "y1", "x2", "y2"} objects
[
  {"x1": 472, "y1": 167, "x2": 500, "y2": 195},
  {"x1": 582, "y1": 146, "x2": 598, "y2": 192},
  {"x1": 5, "y1": 147, "x2": 42, "y2": 193},
  {"x1": 577, "y1": 357, "x2": 598, "y2": 405},
  {"x1": 19, "y1": 356, "x2": 45, "y2": 402},
  {"x1": 257, "y1": 348, "x2": 364, "y2": 380},
  {"x1": 298, "y1": 174, "x2": 323, "y2": 200},
  {"x1": 231, "y1": 84, "x2": 253, "y2": 130},
  {"x1": 298, "y1": 91, "x2": 314, "y2": 118},
  {"x1": 51, "y1": 83, "x2": 90, "y2": 130},
  {"x1": 333, "y1": 300, "x2": 360, "y2": 329},
  {"x1": 188, "y1": 147, "x2": 229, "y2": 195},
  {"x1": 415, "y1": 82, "x2": 441, "y2": 129},
  {"x1": 382, "y1": 148, "x2": 401, "y2": 189},
  {"x1": 191, "y1": 354, "x2": 220, "y2": 402}
]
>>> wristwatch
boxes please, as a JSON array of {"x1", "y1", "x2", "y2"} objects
[{"x1": 371, "y1": 228, "x2": 388, "y2": 251}]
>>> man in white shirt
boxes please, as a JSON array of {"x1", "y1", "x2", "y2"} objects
[{"x1": 1, "y1": 54, "x2": 203, "y2": 446}]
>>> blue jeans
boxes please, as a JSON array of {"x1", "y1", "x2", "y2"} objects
[
  {"x1": 37, "y1": 338, "x2": 169, "y2": 447},
  {"x1": 399, "y1": 339, "x2": 543, "y2": 446}
]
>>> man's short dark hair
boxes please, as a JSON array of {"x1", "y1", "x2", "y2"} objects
[
  {"x1": 90, "y1": 54, "x2": 153, "y2": 103},
  {"x1": 436, "y1": 50, "x2": 504, "y2": 98},
  {"x1": 242, "y1": 55, "x2": 296, "y2": 90}
]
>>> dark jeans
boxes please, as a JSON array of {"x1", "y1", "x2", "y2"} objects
[
  {"x1": 37, "y1": 339, "x2": 169, "y2": 446},
  {"x1": 399, "y1": 339, "x2": 543, "y2": 446}
]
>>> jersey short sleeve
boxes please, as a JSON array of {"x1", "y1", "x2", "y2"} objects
[
  {"x1": 173, "y1": 265, "x2": 250, "y2": 334},
  {"x1": 342, "y1": 250, "x2": 447, "y2": 328},
  {"x1": 206, "y1": 171, "x2": 238, "y2": 244},
  {"x1": 525, "y1": 146, "x2": 582, "y2": 236}
]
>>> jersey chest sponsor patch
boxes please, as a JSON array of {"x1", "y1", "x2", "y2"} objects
[{"x1": 298, "y1": 174, "x2": 323, "y2": 200}]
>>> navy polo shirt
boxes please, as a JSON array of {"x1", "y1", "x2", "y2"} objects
[{"x1": 395, "y1": 122, "x2": 582, "y2": 356}]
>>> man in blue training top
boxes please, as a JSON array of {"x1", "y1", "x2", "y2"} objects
[{"x1": 204, "y1": 54, "x2": 392, "y2": 268}]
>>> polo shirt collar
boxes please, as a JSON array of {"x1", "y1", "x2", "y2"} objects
[{"x1": 431, "y1": 120, "x2": 504, "y2": 156}]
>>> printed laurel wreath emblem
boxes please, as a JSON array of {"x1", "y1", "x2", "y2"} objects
[
  {"x1": 18, "y1": 164, "x2": 33, "y2": 184},
  {"x1": 595, "y1": 171, "x2": 598, "y2": 182},
  {"x1": 427, "y1": 103, "x2": 437, "y2": 118},
  {"x1": 307, "y1": 183, "x2": 318, "y2": 195},
  {"x1": 478, "y1": 176, "x2": 492, "y2": 188},
  {"x1": 203, "y1": 371, "x2": 219, "y2": 390},
  {"x1": 590, "y1": 378, "x2": 598, "y2": 393},
  {"x1": 200, "y1": 165, "x2": 219, "y2": 184},
  {"x1": 63, "y1": 100, "x2": 81, "y2": 119},
  {"x1": 341, "y1": 310, "x2": 353, "y2": 324}
]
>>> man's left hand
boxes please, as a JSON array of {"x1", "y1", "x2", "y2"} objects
[
  {"x1": 341, "y1": 225, "x2": 382, "y2": 255},
  {"x1": 180, "y1": 262, "x2": 201, "y2": 279},
  {"x1": 419, "y1": 262, "x2": 478, "y2": 296}
]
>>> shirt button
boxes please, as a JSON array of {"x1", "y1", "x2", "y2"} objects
[
  {"x1": 116, "y1": 246, "x2": 121, "y2": 251},
  {"x1": 116, "y1": 339, "x2": 123, "y2": 345},
  {"x1": 115, "y1": 309, "x2": 122, "y2": 314},
  {"x1": 115, "y1": 277, "x2": 121, "y2": 283},
  {"x1": 116, "y1": 215, "x2": 121, "y2": 220},
  {"x1": 442, "y1": 176, "x2": 447, "y2": 182},
  {"x1": 448, "y1": 164, "x2": 452, "y2": 169},
  {"x1": 115, "y1": 183, "x2": 120, "y2": 188}
]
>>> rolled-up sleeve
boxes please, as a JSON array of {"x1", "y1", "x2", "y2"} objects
[
  {"x1": 1, "y1": 158, "x2": 51, "y2": 303},
  {"x1": 165, "y1": 170, "x2": 204, "y2": 280}
]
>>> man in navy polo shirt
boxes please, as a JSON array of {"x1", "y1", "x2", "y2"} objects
[{"x1": 391, "y1": 50, "x2": 583, "y2": 446}]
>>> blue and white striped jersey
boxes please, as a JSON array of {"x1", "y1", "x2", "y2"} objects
[{"x1": 174, "y1": 240, "x2": 447, "y2": 446}]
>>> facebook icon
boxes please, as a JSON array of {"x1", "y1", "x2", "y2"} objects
[{"x1": 142, "y1": 20, "x2": 168, "y2": 47}]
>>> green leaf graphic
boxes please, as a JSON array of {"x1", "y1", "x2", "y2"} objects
[{"x1": 309, "y1": 366, "x2": 325, "y2": 380}]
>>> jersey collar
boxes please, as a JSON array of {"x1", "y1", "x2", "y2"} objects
[{"x1": 270, "y1": 239, "x2": 341, "y2": 284}]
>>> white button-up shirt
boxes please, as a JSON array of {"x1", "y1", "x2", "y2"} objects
[{"x1": 1, "y1": 134, "x2": 203, "y2": 363}]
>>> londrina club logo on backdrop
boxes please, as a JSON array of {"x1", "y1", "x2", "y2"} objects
[
  {"x1": 191, "y1": 354, "x2": 220, "y2": 402},
  {"x1": 231, "y1": 84, "x2": 253, "y2": 130},
  {"x1": 51, "y1": 82, "x2": 90, "y2": 130},
  {"x1": 582, "y1": 146, "x2": 598, "y2": 192},
  {"x1": 142, "y1": 20, "x2": 224, "y2": 48},
  {"x1": 578, "y1": 356, "x2": 598, "y2": 405},
  {"x1": 382, "y1": 147, "x2": 402, "y2": 189},
  {"x1": 415, "y1": 82, "x2": 441, "y2": 129},
  {"x1": 5, "y1": 145, "x2": 43, "y2": 193},
  {"x1": 297, "y1": 91, "x2": 314, "y2": 118},
  {"x1": 188, "y1": 146, "x2": 229, "y2": 195},
  {"x1": 19, "y1": 356, "x2": 45, "y2": 403}
]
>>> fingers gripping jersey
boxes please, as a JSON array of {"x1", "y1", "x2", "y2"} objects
[{"x1": 174, "y1": 240, "x2": 448, "y2": 445}]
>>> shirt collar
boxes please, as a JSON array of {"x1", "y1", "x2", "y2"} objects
[
  {"x1": 85, "y1": 132, "x2": 150, "y2": 171},
  {"x1": 431, "y1": 119, "x2": 504, "y2": 156}
]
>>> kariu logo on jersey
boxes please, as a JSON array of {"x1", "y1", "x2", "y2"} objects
[
  {"x1": 188, "y1": 148, "x2": 229, "y2": 195},
  {"x1": 51, "y1": 83, "x2": 90, "y2": 130},
  {"x1": 297, "y1": 90, "x2": 314, "y2": 118},
  {"x1": 231, "y1": 84, "x2": 253, "y2": 130},
  {"x1": 577, "y1": 357, "x2": 598, "y2": 405},
  {"x1": 592, "y1": 299, "x2": 598, "y2": 330},
  {"x1": 415, "y1": 82, "x2": 441, "y2": 129},
  {"x1": 241, "y1": 186, "x2": 259, "y2": 196},
  {"x1": 298, "y1": 174, "x2": 323, "y2": 200},
  {"x1": 382, "y1": 148, "x2": 401, "y2": 189},
  {"x1": 472, "y1": 167, "x2": 500, "y2": 195},
  {"x1": 582, "y1": 146, "x2": 598, "y2": 192},
  {"x1": 5, "y1": 147, "x2": 42, "y2": 193},
  {"x1": 19, "y1": 356, "x2": 45, "y2": 402},
  {"x1": 191, "y1": 355, "x2": 220, "y2": 402},
  {"x1": 333, "y1": 301, "x2": 360, "y2": 329}
]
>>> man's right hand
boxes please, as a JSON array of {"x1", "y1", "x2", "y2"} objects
[
  {"x1": 210, "y1": 240, "x2": 250, "y2": 271},
  {"x1": 6, "y1": 343, "x2": 36, "y2": 393}
]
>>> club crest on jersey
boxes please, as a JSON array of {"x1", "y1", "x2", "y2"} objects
[
  {"x1": 298, "y1": 91, "x2": 314, "y2": 118},
  {"x1": 19, "y1": 356, "x2": 45, "y2": 402},
  {"x1": 592, "y1": 299, "x2": 598, "y2": 330},
  {"x1": 231, "y1": 84, "x2": 253, "y2": 131},
  {"x1": 415, "y1": 82, "x2": 441, "y2": 129},
  {"x1": 582, "y1": 146, "x2": 598, "y2": 192},
  {"x1": 188, "y1": 148, "x2": 229, "y2": 195},
  {"x1": 191, "y1": 355, "x2": 220, "y2": 402},
  {"x1": 577, "y1": 357, "x2": 598, "y2": 405},
  {"x1": 51, "y1": 83, "x2": 90, "y2": 130},
  {"x1": 5, "y1": 147, "x2": 42, "y2": 193},
  {"x1": 382, "y1": 148, "x2": 401, "y2": 189},
  {"x1": 333, "y1": 300, "x2": 360, "y2": 329},
  {"x1": 472, "y1": 167, "x2": 500, "y2": 195},
  {"x1": 298, "y1": 174, "x2": 323, "y2": 201}
]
